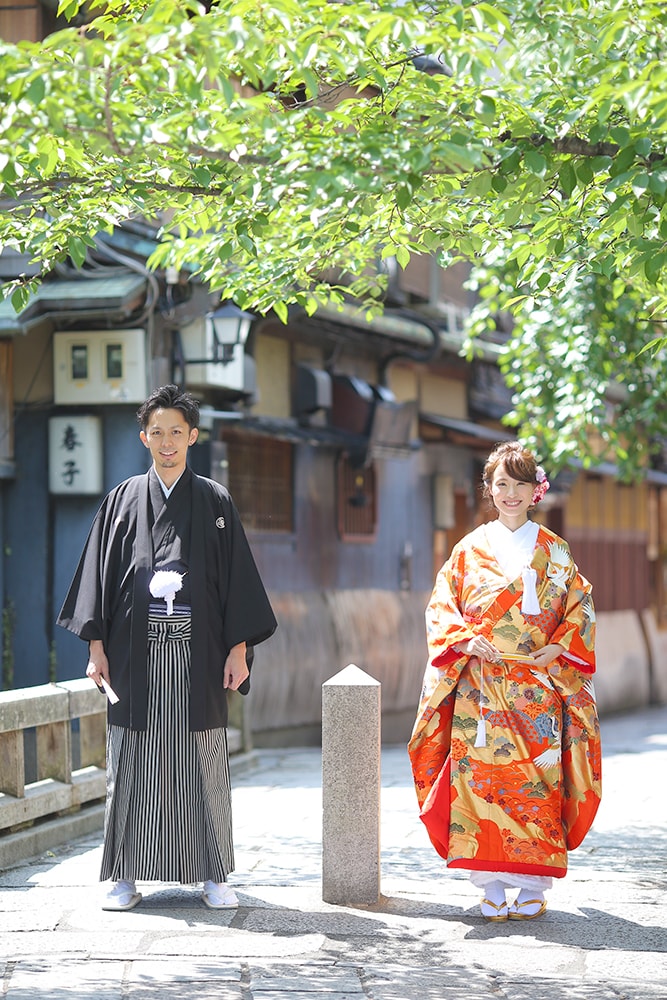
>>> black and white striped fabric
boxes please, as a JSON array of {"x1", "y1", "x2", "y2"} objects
[{"x1": 100, "y1": 613, "x2": 234, "y2": 884}]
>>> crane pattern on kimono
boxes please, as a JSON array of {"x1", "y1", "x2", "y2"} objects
[
  {"x1": 546, "y1": 541, "x2": 572, "y2": 590},
  {"x1": 482, "y1": 708, "x2": 562, "y2": 769}
]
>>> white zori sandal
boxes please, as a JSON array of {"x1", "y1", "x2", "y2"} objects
[
  {"x1": 201, "y1": 880, "x2": 239, "y2": 909},
  {"x1": 102, "y1": 880, "x2": 142, "y2": 911}
]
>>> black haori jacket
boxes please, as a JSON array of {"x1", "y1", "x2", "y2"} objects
[{"x1": 57, "y1": 468, "x2": 277, "y2": 731}]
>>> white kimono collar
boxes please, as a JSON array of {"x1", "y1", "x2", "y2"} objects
[{"x1": 486, "y1": 519, "x2": 540, "y2": 615}]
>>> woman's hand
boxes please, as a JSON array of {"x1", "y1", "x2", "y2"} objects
[
  {"x1": 456, "y1": 636, "x2": 502, "y2": 663},
  {"x1": 223, "y1": 642, "x2": 249, "y2": 690},
  {"x1": 530, "y1": 643, "x2": 564, "y2": 668}
]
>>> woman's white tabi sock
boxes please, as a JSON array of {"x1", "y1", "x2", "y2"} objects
[
  {"x1": 516, "y1": 887, "x2": 544, "y2": 906},
  {"x1": 483, "y1": 880, "x2": 507, "y2": 906}
]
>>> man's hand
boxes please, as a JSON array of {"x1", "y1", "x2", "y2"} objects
[
  {"x1": 86, "y1": 639, "x2": 110, "y2": 689},
  {"x1": 223, "y1": 642, "x2": 249, "y2": 691}
]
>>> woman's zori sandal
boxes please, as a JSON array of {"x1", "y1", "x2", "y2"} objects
[
  {"x1": 479, "y1": 897, "x2": 509, "y2": 921},
  {"x1": 508, "y1": 897, "x2": 547, "y2": 920}
]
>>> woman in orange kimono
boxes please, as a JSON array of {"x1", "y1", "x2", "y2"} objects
[{"x1": 408, "y1": 442, "x2": 601, "y2": 921}]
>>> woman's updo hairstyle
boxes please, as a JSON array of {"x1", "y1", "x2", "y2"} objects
[{"x1": 482, "y1": 442, "x2": 539, "y2": 504}]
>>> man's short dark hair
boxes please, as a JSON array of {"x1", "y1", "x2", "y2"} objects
[{"x1": 137, "y1": 384, "x2": 200, "y2": 431}]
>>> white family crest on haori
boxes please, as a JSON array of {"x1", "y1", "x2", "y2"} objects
[
  {"x1": 216, "y1": 516, "x2": 225, "y2": 529},
  {"x1": 546, "y1": 541, "x2": 571, "y2": 590},
  {"x1": 149, "y1": 570, "x2": 184, "y2": 615}
]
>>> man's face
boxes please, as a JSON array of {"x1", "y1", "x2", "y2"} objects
[{"x1": 140, "y1": 407, "x2": 198, "y2": 482}]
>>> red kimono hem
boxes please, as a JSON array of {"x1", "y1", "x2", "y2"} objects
[{"x1": 447, "y1": 858, "x2": 567, "y2": 879}]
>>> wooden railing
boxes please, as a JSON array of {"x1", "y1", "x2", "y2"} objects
[
  {"x1": 0, "y1": 679, "x2": 248, "y2": 866},
  {"x1": 0, "y1": 679, "x2": 107, "y2": 841}
]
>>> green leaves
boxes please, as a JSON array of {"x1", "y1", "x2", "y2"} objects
[
  {"x1": 469, "y1": 251, "x2": 667, "y2": 480},
  {"x1": 523, "y1": 150, "x2": 547, "y2": 177},
  {"x1": 3, "y1": 0, "x2": 666, "y2": 474},
  {"x1": 1, "y1": 0, "x2": 667, "y2": 336}
]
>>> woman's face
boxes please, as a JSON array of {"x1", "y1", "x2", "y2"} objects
[{"x1": 490, "y1": 462, "x2": 533, "y2": 530}]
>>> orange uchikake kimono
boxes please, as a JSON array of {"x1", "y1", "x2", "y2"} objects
[{"x1": 408, "y1": 522, "x2": 601, "y2": 878}]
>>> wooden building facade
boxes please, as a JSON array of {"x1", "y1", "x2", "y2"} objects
[{"x1": 2, "y1": 7, "x2": 667, "y2": 741}]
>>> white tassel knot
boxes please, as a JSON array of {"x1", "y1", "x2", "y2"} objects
[{"x1": 149, "y1": 570, "x2": 184, "y2": 616}]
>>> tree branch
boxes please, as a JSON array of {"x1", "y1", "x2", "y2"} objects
[
  {"x1": 498, "y1": 130, "x2": 658, "y2": 162},
  {"x1": 104, "y1": 65, "x2": 132, "y2": 158}
]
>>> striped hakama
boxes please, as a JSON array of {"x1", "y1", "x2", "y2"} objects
[{"x1": 100, "y1": 613, "x2": 234, "y2": 884}]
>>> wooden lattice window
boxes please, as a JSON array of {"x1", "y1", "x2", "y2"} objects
[
  {"x1": 223, "y1": 430, "x2": 293, "y2": 533},
  {"x1": 337, "y1": 455, "x2": 377, "y2": 541}
]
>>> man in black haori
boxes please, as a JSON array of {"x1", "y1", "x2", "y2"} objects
[{"x1": 57, "y1": 384, "x2": 277, "y2": 911}]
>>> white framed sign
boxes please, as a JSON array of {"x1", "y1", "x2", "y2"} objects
[{"x1": 48, "y1": 415, "x2": 103, "y2": 495}]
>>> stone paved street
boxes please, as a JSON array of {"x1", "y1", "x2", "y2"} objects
[{"x1": 1, "y1": 705, "x2": 666, "y2": 999}]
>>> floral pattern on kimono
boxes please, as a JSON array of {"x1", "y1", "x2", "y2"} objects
[{"x1": 408, "y1": 523, "x2": 601, "y2": 878}]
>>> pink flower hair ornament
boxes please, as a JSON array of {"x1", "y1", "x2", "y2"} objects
[{"x1": 532, "y1": 466, "x2": 550, "y2": 505}]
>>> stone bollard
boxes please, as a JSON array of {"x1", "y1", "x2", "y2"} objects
[{"x1": 321, "y1": 663, "x2": 381, "y2": 905}]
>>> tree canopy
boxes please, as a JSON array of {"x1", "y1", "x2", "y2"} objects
[{"x1": 2, "y1": 0, "x2": 667, "y2": 474}]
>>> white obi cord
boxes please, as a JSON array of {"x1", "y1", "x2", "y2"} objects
[{"x1": 521, "y1": 567, "x2": 540, "y2": 614}]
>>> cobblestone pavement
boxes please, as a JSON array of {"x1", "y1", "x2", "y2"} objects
[{"x1": 1, "y1": 706, "x2": 666, "y2": 999}]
